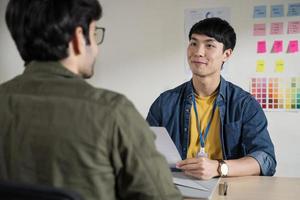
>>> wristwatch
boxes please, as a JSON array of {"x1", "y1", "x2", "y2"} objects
[{"x1": 218, "y1": 160, "x2": 229, "y2": 177}]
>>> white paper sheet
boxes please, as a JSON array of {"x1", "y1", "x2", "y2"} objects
[{"x1": 150, "y1": 126, "x2": 182, "y2": 168}]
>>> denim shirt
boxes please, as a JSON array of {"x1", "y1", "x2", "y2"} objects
[{"x1": 146, "y1": 77, "x2": 276, "y2": 176}]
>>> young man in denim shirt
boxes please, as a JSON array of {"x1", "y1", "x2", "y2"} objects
[{"x1": 147, "y1": 18, "x2": 276, "y2": 179}]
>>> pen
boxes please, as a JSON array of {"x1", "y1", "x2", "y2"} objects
[
  {"x1": 219, "y1": 182, "x2": 228, "y2": 196},
  {"x1": 224, "y1": 182, "x2": 228, "y2": 196}
]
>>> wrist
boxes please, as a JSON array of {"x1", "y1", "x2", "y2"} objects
[
  {"x1": 217, "y1": 160, "x2": 229, "y2": 177},
  {"x1": 214, "y1": 160, "x2": 220, "y2": 177}
]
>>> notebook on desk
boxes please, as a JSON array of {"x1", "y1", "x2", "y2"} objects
[
  {"x1": 150, "y1": 126, "x2": 220, "y2": 199},
  {"x1": 172, "y1": 172, "x2": 219, "y2": 199}
]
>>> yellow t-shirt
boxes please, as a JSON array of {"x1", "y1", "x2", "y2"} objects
[{"x1": 187, "y1": 91, "x2": 223, "y2": 160}]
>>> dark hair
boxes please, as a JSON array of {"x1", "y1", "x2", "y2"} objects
[
  {"x1": 5, "y1": 0, "x2": 102, "y2": 63},
  {"x1": 188, "y1": 17, "x2": 236, "y2": 51}
]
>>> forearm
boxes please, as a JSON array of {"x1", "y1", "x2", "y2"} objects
[{"x1": 225, "y1": 156, "x2": 260, "y2": 177}]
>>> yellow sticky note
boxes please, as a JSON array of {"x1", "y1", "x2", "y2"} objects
[
  {"x1": 275, "y1": 59, "x2": 285, "y2": 73},
  {"x1": 256, "y1": 60, "x2": 265, "y2": 72}
]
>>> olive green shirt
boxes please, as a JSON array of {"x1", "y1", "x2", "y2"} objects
[{"x1": 0, "y1": 61, "x2": 182, "y2": 200}]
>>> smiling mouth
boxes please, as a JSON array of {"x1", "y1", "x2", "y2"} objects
[{"x1": 192, "y1": 61, "x2": 207, "y2": 64}]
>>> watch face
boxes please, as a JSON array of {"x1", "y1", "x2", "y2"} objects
[{"x1": 221, "y1": 163, "x2": 229, "y2": 176}]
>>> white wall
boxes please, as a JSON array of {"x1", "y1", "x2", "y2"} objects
[
  {"x1": 1, "y1": 0, "x2": 300, "y2": 177},
  {"x1": 0, "y1": 0, "x2": 23, "y2": 81}
]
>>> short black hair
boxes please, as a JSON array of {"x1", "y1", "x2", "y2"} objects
[
  {"x1": 188, "y1": 17, "x2": 236, "y2": 51},
  {"x1": 5, "y1": 0, "x2": 102, "y2": 63}
]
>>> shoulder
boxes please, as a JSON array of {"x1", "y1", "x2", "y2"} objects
[
  {"x1": 222, "y1": 79, "x2": 263, "y2": 114},
  {"x1": 222, "y1": 79, "x2": 255, "y2": 103},
  {"x1": 84, "y1": 86, "x2": 132, "y2": 110},
  {"x1": 0, "y1": 75, "x2": 23, "y2": 92},
  {"x1": 157, "y1": 80, "x2": 191, "y2": 101}
]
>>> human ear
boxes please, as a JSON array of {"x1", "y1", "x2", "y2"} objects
[
  {"x1": 222, "y1": 49, "x2": 232, "y2": 62},
  {"x1": 71, "y1": 26, "x2": 85, "y2": 55}
]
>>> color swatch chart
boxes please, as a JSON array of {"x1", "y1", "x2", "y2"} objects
[{"x1": 250, "y1": 77, "x2": 300, "y2": 111}]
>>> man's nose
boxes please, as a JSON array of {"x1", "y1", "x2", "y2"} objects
[{"x1": 194, "y1": 45, "x2": 205, "y2": 56}]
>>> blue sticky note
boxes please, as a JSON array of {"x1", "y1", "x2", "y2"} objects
[
  {"x1": 254, "y1": 5, "x2": 267, "y2": 18},
  {"x1": 271, "y1": 5, "x2": 284, "y2": 17},
  {"x1": 287, "y1": 3, "x2": 300, "y2": 16}
]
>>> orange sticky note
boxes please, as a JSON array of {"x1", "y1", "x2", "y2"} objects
[
  {"x1": 287, "y1": 40, "x2": 299, "y2": 53},
  {"x1": 257, "y1": 41, "x2": 267, "y2": 53},
  {"x1": 272, "y1": 40, "x2": 283, "y2": 53}
]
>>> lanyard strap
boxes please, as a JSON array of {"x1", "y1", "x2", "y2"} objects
[{"x1": 191, "y1": 94, "x2": 217, "y2": 148}]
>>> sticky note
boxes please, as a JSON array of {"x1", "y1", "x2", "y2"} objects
[
  {"x1": 271, "y1": 5, "x2": 284, "y2": 17},
  {"x1": 272, "y1": 40, "x2": 283, "y2": 53},
  {"x1": 270, "y1": 22, "x2": 283, "y2": 35},
  {"x1": 253, "y1": 5, "x2": 267, "y2": 18},
  {"x1": 257, "y1": 41, "x2": 267, "y2": 53},
  {"x1": 287, "y1": 40, "x2": 299, "y2": 53},
  {"x1": 253, "y1": 24, "x2": 266, "y2": 36},
  {"x1": 288, "y1": 21, "x2": 300, "y2": 34},
  {"x1": 287, "y1": 3, "x2": 300, "y2": 16},
  {"x1": 275, "y1": 59, "x2": 285, "y2": 73},
  {"x1": 256, "y1": 60, "x2": 266, "y2": 73}
]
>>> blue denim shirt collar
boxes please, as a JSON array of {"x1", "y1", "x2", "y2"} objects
[{"x1": 184, "y1": 76, "x2": 227, "y2": 105}]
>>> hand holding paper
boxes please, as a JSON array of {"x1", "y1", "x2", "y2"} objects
[{"x1": 150, "y1": 126, "x2": 220, "y2": 199}]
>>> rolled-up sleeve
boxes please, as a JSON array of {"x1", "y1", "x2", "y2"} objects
[{"x1": 242, "y1": 96, "x2": 277, "y2": 176}]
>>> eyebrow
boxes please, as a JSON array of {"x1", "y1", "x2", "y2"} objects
[{"x1": 190, "y1": 37, "x2": 217, "y2": 43}]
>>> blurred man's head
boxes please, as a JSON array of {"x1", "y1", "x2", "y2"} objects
[{"x1": 6, "y1": 0, "x2": 102, "y2": 78}]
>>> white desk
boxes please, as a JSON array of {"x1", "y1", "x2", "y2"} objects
[{"x1": 185, "y1": 176, "x2": 300, "y2": 200}]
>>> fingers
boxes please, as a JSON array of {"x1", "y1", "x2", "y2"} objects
[
  {"x1": 179, "y1": 163, "x2": 203, "y2": 171},
  {"x1": 184, "y1": 170, "x2": 207, "y2": 179},
  {"x1": 176, "y1": 157, "x2": 206, "y2": 168},
  {"x1": 176, "y1": 157, "x2": 216, "y2": 180}
]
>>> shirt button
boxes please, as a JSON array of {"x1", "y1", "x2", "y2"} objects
[
  {"x1": 184, "y1": 128, "x2": 187, "y2": 132},
  {"x1": 186, "y1": 109, "x2": 189, "y2": 112}
]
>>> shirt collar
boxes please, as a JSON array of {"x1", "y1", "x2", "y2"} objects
[
  {"x1": 218, "y1": 76, "x2": 227, "y2": 102},
  {"x1": 185, "y1": 76, "x2": 227, "y2": 104},
  {"x1": 24, "y1": 61, "x2": 81, "y2": 79}
]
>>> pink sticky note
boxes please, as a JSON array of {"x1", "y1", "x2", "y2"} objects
[
  {"x1": 253, "y1": 23, "x2": 266, "y2": 36},
  {"x1": 288, "y1": 40, "x2": 299, "y2": 53},
  {"x1": 288, "y1": 21, "x2": 300, "y2": 34},
  {"x1": 272, "y1": 40, "x2": 283, "y2": 53},
  {"x1": 257, "y1": 41, "x2": 267, "y2": 53},
  {"x1": 270, "y1": 22, "x2": 284, "y2": 35}
]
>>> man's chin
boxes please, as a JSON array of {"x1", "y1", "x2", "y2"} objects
[
  {"x1": 81, "y1": 63, "x2": 95, "y2": 79},
  {"x1": 82, "y1": 70, "x2": 94, "y2": 79},
  {"x1": 82, "y1": 74, "x2": 93, "y2": 79}
]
